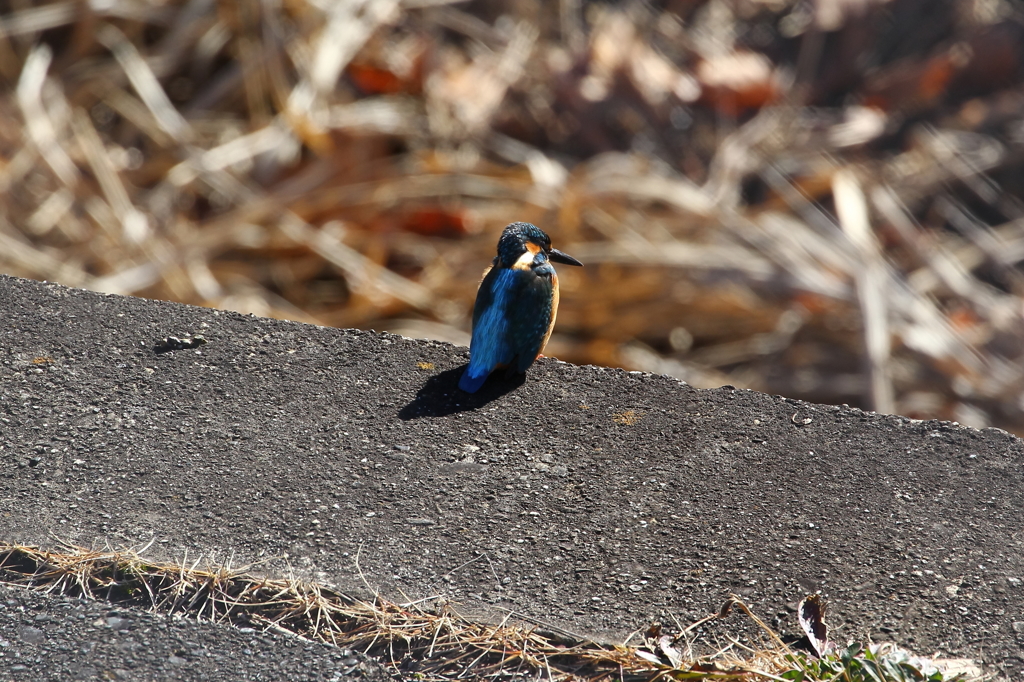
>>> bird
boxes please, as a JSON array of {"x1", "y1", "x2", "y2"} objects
[{"x1": 458, "y1": 222, "x2": 582, "y2": 393}]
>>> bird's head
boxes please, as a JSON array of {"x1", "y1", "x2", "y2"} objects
[{"x1": 495, "y1": 222, "x2": 583, "y2": 272}]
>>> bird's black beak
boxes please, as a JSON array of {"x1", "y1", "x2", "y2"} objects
[{"x1": 549, "y1": 248, "x2": 583, "y2": 267}]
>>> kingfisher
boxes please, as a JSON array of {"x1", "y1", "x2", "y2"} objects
[{"x1": 458, "y1": 222, "x2": 582, "y2": 393}]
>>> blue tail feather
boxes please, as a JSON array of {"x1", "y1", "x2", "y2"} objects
[{"x1": 458, "y1": 367, "x2": 490, "y2": 393}]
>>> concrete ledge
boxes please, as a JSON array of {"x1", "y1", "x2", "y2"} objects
[{"x1": 1, "y1": 274, "x2": 1021, "y2": 678}]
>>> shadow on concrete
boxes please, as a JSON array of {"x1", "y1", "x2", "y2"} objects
[{"x1": 398, "y1": 365, "x2": 525, "y2": 419}]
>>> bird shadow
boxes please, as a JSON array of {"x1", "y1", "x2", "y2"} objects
[{"x1": 398, "y1": 365, "x2": 525, "y2": 419}]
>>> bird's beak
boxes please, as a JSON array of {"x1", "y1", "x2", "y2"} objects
[{"x1": 549, "y1": 248, "x2": 583, "y2": 267}]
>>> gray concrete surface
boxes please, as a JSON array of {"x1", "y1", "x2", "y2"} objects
[
  {"x1": 1, "y1": 274, "x2": 1022, "y2": 679},
  {"x1": 0, "y1": 583, "x2": 392, "y2": 681}
]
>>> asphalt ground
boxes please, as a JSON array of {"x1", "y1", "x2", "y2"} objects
[
  {"x1": 0, "y1": 583, "x2": 392, "y2": 681},
  {"x1": 1, "y1": 274, "x2": 1022, "y2": 679}
]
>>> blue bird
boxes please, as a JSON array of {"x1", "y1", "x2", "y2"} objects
[{"x1": 459, "y1": 222, "x2": 582, "y2": 393}]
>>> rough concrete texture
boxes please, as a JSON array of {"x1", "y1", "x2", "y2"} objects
[
  {"x1": 1, "y1": 274, "x2": 1022, "y2": 679},
  {"x1": 0, "y1": 583, "x2": 392, "y2": 681}
]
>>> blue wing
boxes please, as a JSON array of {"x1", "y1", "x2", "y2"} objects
[
  {"x1": 459, "y1": 267, "x2": 517, "y2": 393},
  {"x1": 507, "y1": 267, "x2": 555, "y2": 373}
]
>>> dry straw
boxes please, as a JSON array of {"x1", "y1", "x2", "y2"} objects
[{"x1": 1, "y1": 541, "x2": 797, "y2": 681}]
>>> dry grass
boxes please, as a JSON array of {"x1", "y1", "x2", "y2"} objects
[
  {"x1": 2, "y1": 1, "x2": 1024, "y2": 432},
  {"x1": 1, "y1": 541, "x2": 807, "y2": 681}
]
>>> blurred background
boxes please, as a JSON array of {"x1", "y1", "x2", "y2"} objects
[{"x1": 2, "y1": 0, "x2": 1024, "y2": 432}]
